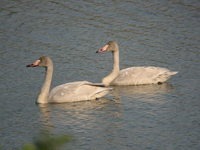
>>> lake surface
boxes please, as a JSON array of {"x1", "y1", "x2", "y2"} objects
[{"x1": 0, "y1": 0, "x2": 200, "y2": 150}]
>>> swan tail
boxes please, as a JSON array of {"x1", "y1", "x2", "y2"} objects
[
  {"x1": 168, "y1": 71, "x2": 178, "y2": 76},
  {"x1": 154, "y1": 71, "x2": 178, "y2": 83}
]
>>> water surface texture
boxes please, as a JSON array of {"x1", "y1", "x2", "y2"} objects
[{"x1": 0, "y1": 0, "x2": 200, "y2": 150}]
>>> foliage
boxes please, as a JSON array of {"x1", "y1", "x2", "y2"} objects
[{"x1": 22, "y1": 131, "x2": 72, "y2": 150}]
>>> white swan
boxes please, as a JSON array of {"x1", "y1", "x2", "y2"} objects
[
  {"x1": 27, "y1": 56, "x2": 111, "y2": 104},
  {"x1": 96, "y1": 41, "x2": 178, "y2": 86}
]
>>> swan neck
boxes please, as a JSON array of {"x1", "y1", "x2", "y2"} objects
[
  {"x1": 113, "y1": 50, "x2": 120, "y2": 72},
  {"x1": 102, "y1": 46, "x2": 120, "y2": 86},
  {"x1": 37, "y1": 60, "x2": 53, "y2": 104}
]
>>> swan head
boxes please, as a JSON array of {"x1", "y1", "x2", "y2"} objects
[
  {"x1": 96, "y1": 41, "x2": 118, "y2": 53},
  {"x1": 26, "y1": 56, "x2": 51, "y2": 68}
]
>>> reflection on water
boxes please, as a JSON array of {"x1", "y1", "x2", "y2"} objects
[
  {"x1": 112, "y1": 83, "x2": 173, "y2": 96},
  {"x1": 111, "y1": 83, "x2": 174, "y2": 103},
  {"x1": 38, "y1": 98, "x2": 118, "y2": 129}
]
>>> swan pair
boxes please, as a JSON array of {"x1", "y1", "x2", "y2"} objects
[{"x1": 27, "y1": 41, "x2": 177, "y2": 104}]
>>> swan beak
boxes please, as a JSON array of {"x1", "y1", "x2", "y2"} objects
[
  {"x1": 26, "y1": 59, "x2": 40, "y2": 67},
  {"x1": 96, "y1": 44, "x2": 109, "y2": 53}
]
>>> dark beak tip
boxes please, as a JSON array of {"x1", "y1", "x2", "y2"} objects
[
  {"x1": 26, "y1": 64, "x2": 35, "y2": 67},
  {"x1": 96, "y1": 48, "x2": 103, "y2": 53}
]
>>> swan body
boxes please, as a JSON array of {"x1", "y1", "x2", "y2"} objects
[
  {"x1": 96, "y1": 41, "x2": 178, "y2": 86},
  {"x1": 48, "y1": 81, "x2": 110, "y2": 103},
  {"x1": 27, "y1": 56, "x2": 111, "y2": 104},
  {"x1": 110, "y1": 66, "x2": 177, "y2": 86}
]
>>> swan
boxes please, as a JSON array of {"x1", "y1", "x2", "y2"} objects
[
  {"x1": 26, "y1": 56, "x2": 111, "y2": 104},
  {"x1": 96, "y1": 41, "x2": 178, "y2": 86}
]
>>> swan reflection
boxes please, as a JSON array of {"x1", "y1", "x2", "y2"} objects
[
  {"x1": 111, "y1": 83, "x2": 174, "y2": 103},
  {"x1": 38, "y1": 97, "x2": 120, "y2": 130}
]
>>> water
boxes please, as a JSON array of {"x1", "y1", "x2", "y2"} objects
[{"x1": 0, "y1": 0, "x2": 200, "y2": 149}]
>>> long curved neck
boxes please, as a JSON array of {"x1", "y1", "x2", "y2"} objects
[
  {"x1": 102, "y1": 46, "x2": 120, "y2": 86},
  {"x1": 37, "y1": 60, "x2": 53, "y2": 104}
]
